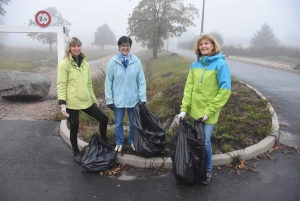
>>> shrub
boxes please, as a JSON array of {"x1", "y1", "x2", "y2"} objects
[{"x1": 221, "y1": 144, "x2": 233, "y2": 153}]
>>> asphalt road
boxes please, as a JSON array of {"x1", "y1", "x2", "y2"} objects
[
  {"x1": 0, "y1": 120, "x2": 300, "y2": 201},
  {"x1": 1, "y1": 50, "x2": 300, "y2": 200}
]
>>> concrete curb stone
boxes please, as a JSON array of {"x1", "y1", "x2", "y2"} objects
[{"x1": 59, "y1": 82, "x2": 279, "y2": 169}]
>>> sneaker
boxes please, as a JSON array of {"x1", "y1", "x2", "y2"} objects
[
  {"x1": 115, "y1": 145, "x2": 120, "y2": 151},
  {"x1": 115, "y1": 145, "x2": 123, "y2": 152},
  {"x1": 73, "y1": 151, "x2": 82, "y2": 164},
  {"x1": 201, "y1": 171, "x2": 212, "y2": 185},
  {"x1": 130, "y1": 143, "x2": 136, "y2": 151}
]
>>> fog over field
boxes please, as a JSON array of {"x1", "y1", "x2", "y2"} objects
[{"x1": 0, "y1": 0, "x2": 299, "y2": 49}]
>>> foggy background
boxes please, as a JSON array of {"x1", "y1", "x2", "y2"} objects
[{"x1": 0, "y1": 0, "x2": 300, "y2": 49}]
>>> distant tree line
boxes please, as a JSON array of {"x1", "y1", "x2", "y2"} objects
[
  {"x1": 179, "y1": 23, "x2": 300, "y2": 60},
  {"x1": 223, "y1": 23, "x2": 300, "y2": 59},
  {"x1": 222, "y1": 45, "x2": 300, "y2": 59}
]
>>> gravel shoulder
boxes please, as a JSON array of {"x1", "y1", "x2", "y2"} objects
[{"x1": 227, "y1": 55, "x2": 299, "y2": 73}]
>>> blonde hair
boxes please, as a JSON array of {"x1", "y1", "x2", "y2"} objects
[
  {"x1": 63, "y1": 37, "x2": 82, "y2": 59},
  {"x1": 194, "y1": 34, "x2": 221, "y2": 60}
]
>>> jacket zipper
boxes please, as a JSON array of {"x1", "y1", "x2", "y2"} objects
[{"x1": 200, "y1": 56, "x2": 207, "y2": 84}]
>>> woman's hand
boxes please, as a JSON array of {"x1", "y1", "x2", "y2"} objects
[
  {"x1": 175, "y1": 112, "x2": 186, "y2": 124},
  {"x1": 60, "y1": 104, "x2": 69, "y2": 117},
  {"x1": 106, "y1": 104, "x2": 115, "y2": 111},
  {"x1": 202, "y1": 114, "x2": 208, "y2": 121}
]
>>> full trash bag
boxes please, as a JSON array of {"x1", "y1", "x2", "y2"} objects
[
  {"x1": 130, "y1": 102, "x2": 167, "y2": 158},
  {"x1": 82, "y1": 133, "x2": 117, "y2": 173},
  {"x1": 170, "y1": 119, "x2": 206, "y2": 185}
]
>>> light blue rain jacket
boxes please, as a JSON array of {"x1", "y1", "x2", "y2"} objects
[{"x1": 105, "y1": 53, "x2": 147, "y2": 108}]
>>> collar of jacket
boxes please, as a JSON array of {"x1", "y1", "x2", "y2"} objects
[
  {"x1": 200, "y1": 52, "x2": 224, "y2": 65},
  {"x1": 113, "y1": 53, "x2": 137, "y2": 65},
  {"x1": 68, "y1": 53, "x2": 86, "y2": 68}
]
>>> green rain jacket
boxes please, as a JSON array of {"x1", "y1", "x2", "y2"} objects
[
  {"x1": 57, "y1": 53, "x2": 97, "y2": 110},
  {"x1": 180, "y1": 52, "x2": 231, "y2": 124}
]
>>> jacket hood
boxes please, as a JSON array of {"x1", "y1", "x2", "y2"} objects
[{"x1": 200, "y1": 52, "x2": 224, "y2": 65}]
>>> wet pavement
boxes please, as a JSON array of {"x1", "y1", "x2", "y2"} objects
[{"x1": 0, "y1": 120, "x2": 300, "y2": 201}]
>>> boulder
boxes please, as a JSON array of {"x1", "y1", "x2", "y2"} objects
[{"x1": 0, "y1": 71, "x2": 51, "y2": 100}]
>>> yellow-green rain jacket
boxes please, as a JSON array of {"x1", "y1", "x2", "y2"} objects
[
  {"x1": 57, "y1": 53, "x2": 97, "y2": 110},
  {"x1": 180, "y1": 52, "x2": 231, "y2": 124}
]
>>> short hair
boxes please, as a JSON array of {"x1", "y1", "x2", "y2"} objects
[
  {"x1": 194, "y1": 34, "x2": 221, "y2": 60},
  {"x1": 64, "y1": 37, "x2": 82, "y2": 59},
  {"x1": 118, "y1": 36, "x2": 132, "y2": 47}
]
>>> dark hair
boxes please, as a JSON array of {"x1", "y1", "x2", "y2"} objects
[{"x1": 118, "y1": 36, "x2": 132, "y2": 47}]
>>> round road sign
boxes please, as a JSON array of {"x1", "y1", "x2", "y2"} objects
[{"x1": 35, "y1": 10, "x2": 51, "y2": 27}]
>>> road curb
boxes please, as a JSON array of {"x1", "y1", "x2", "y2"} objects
[{"x1": 59, "y1": 82, "x2": 279, "y2": 169}]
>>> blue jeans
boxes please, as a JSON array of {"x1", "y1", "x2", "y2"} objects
[
  {"x1": 204, "y1": 123, "x2": 215, "y2": 171},
  {"x1": 114, "y1": 107, "x2": 134, "y2": 145}
]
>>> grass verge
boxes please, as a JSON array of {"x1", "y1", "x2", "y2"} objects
[{"x1": 0, "y1": 46, "x2": 116, "y2": 72}]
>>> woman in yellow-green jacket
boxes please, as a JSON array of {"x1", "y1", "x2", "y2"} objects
[
  {"x1": 57, "y1": 37, "x2": 108, "y2": 164},
  {"x1": 176, "y1": 34, "x2": 231, "y2": 185}
]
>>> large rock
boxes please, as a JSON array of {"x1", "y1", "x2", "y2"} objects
[{"x1": 0, "y1": 71, "x2": 51, "y2": 100}]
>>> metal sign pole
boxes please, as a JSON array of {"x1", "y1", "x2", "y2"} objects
[{"x1": 200, "y1": 0, "x2": 205, "y2": 35}]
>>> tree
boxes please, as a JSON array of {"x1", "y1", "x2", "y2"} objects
[
  {"x1": 0, "y1": 0, "x2": 10, "y2": 16},
  {"x1": 92, "y1": 24, "x2": 116, "y2": 50},
  {"x1": 127, "y1": 0, "x2": 199, "y2": 59},
  {"x1": 251, "y1": 23, "x2": 279, "y2": 47},
  {"x1": 210, "y1": 32, "x2": 224, "y2": 46},
  {"x1": 27, "y1": 7, "x2": 71, "y2": 52}
]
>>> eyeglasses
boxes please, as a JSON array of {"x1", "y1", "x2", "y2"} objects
[{"x1": 120, "y1": 44, "x2": 130, "y2": 48}]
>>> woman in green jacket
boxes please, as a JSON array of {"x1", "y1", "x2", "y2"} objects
[
  {"x1": 176, "y1": 34, "x2": 231, "y2": 184},
  {"x1": 57, "y1": 37, "x2": 108, "y2": 164}
]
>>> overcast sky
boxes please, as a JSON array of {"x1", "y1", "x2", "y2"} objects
[{"x1": 1, "y1": 0, "x2": 300, "y2": 48}]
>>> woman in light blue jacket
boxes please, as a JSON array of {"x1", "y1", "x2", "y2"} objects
[{"x1": 105, "y1": 36, "x2": 147, "y2": 153}]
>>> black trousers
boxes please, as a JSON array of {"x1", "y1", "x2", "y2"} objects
[{"x1": 67, "y1": 103, "x2": 108, "y2": 152}]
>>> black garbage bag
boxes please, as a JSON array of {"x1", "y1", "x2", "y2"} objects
[
  {"x1": 130, "y1": 102, "x2": 167, "y2": 158},
  {"x1": 193, "y1": 119, "x2": 207, "y2": 182},
  {"x1": 170, "y1": 119, "x2": 206, "y2": 185},
  {"x1": 82, "y1": 133, "x2": 117, "y2": 173}
]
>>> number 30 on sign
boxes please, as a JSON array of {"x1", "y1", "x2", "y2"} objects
[{"x1": 35, "y1": 10, "x2": 52, "y2": 27}]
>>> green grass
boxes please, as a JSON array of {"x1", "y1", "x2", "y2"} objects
[
  {"x1": 0, "y1": 47, "x2": 57, "y2": 71},
  {"x1": 0, "y1": 46, "x2": 116, "y2": 72}
]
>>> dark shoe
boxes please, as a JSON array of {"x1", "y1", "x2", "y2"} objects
[
  {"x1": 103, "y1": 140, "x2": 115, "y2": 147},
  {"x1": 201, "y1": 171, "x2": 212, "y2": 185},
  {"x1": 73, "y1": 151, "x2": 82, "y2": 164},
  {"x1": 66, "y1": 119, "x2": 70, "y2": 130}
]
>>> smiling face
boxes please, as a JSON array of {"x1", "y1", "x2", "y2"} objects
[
  {"x1": 70, "y1": 43, "x2": 82, "y2": 57},
  {"x1": 199, "y1": 39, "x2": 214, "y2": 56},
  {"x1": 119, "y1": 42, "x2": 131, "y2": 56}
]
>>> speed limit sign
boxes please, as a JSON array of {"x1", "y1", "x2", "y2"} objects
[{"x1": 35, "y1": 10, "x2": 51, "y2": 27}]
